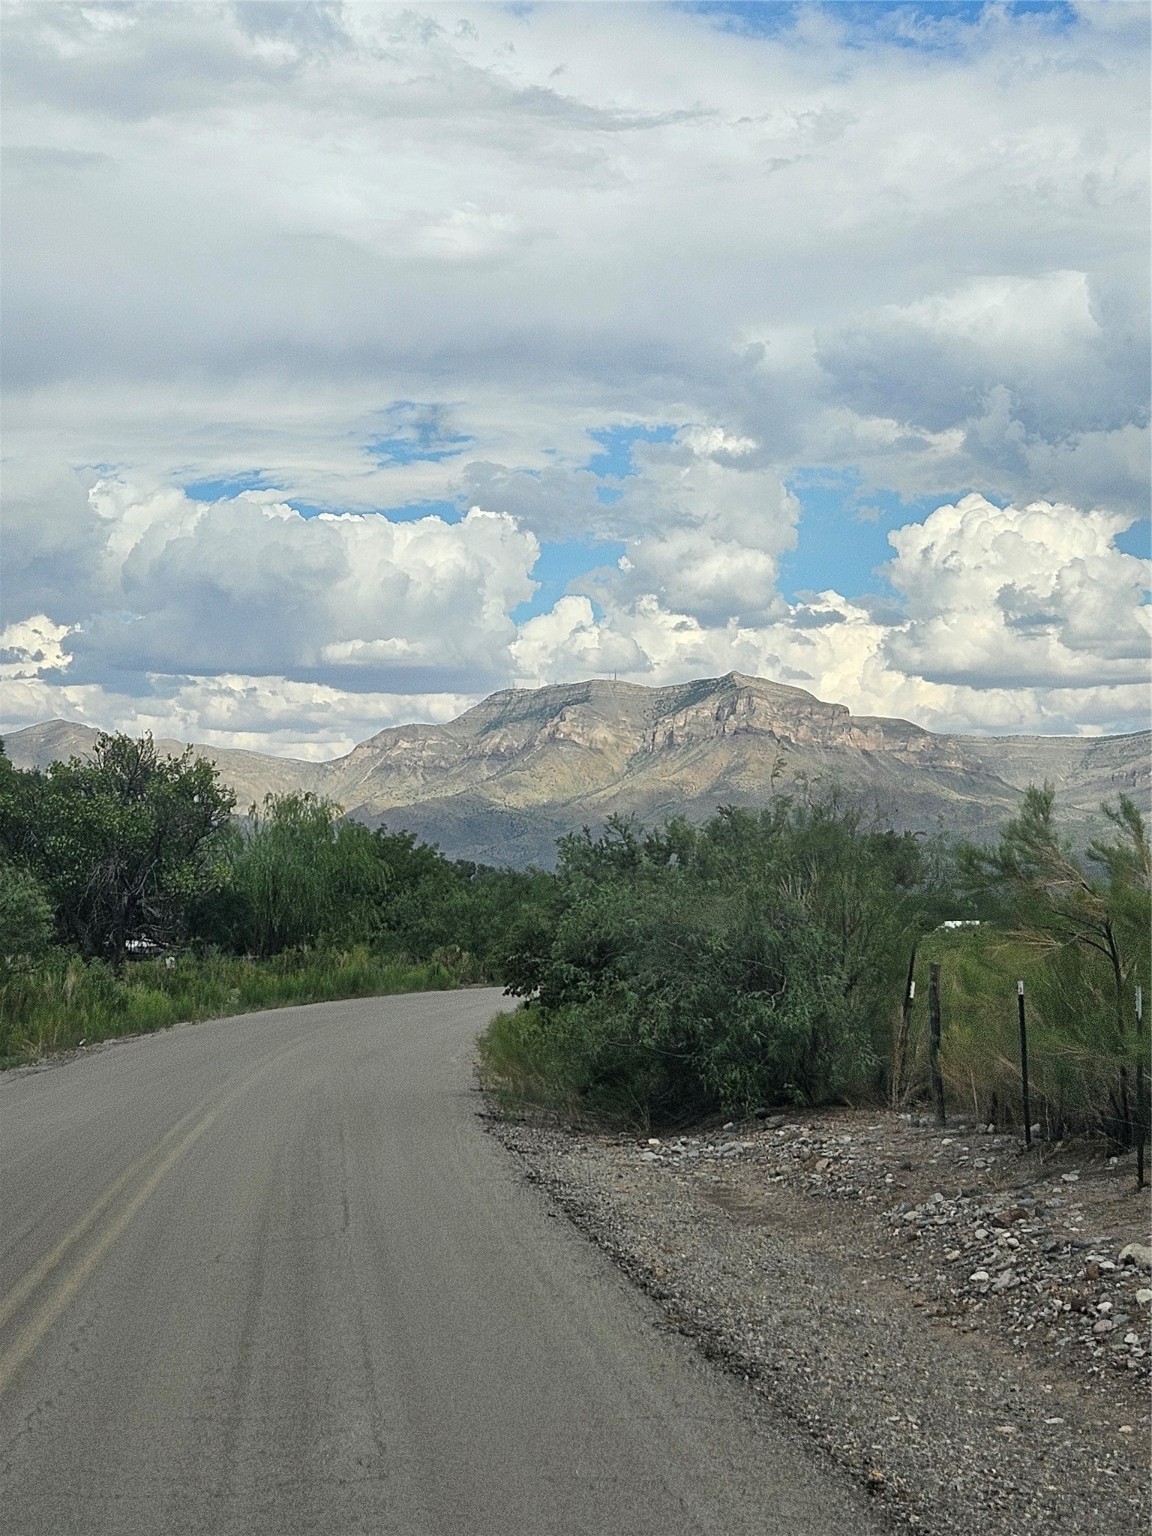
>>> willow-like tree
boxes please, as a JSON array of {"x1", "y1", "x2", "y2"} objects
[
  {"x1": 225, "y1": 792, "x2": 389, "y2": 957},
  {"x1": 962, "y1": 786, "x2": 1151, "y2": 1142}
]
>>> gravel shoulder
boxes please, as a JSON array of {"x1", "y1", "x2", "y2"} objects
[{"x1": 484, "y1": 1102, "x2": 1151, "y2": 1536}]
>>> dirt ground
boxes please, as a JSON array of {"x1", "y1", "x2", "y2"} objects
[{"x1": 488, "y1": 1103, "x2": 1152, "y2": 1535}]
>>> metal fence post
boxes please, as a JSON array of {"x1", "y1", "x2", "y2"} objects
[
  {"x1": 892, "y1": 947, "x2": 916, "y2": 1108},
  {"x1": 1137, "y1": 986, "x2": 1146, "y2": 1190},
  {"x1": 928, "y1": 963, "x2": 945, "y2": 1127},
  {"x1": 1017, "y1": 980, "x2": 1032, "y2": 1149}
]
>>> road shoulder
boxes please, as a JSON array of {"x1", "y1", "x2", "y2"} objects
[{"x1": 485, "y1": 1105, "x2": 1151, "y2": 1536}]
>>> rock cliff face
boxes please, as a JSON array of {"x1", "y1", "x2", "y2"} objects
[{"x1": 4, "y1": 672, "x2": 1148, "y2": 866}]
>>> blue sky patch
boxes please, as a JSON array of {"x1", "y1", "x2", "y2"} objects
[
  {"x1": 366, "y1": 401, "x2": 473, "y2": 466},
  {"x1": 367, "y1": 435, "x2": 471, "y2": 466},
  {"x1": 513, "y1": 537, "x2": 627, "y2": 622},
  {"x1": 1115, "y1": 517, "x2": 1152, "y2": 564},
  {"x1": 683, "y1": 1, "x2": 1078, "y2": 47},
  {"x1": 182, "y1": 479, "x2": 469, "y2": 526},
  {"x1": 679, "y1": 2, "x2": 799, "y2": 39},
  {"x1": 832, "y1": 1, "x2": 1078, "y2": 53},
  {"x1": 780, "y1": 472, "x2": 970, "y2": 602},
  {"x1": 289, "y1": 499, "x2": 467, "y2": 523},
  {"x1": 282, "y1": 500, "x2": 331, "y2": 520},
  {"x1": 183, "y1": 470, "x2": 269, "y2": 501},
  {"x1": 585, "y1": 423, "x2": 678, "y2": 480}
]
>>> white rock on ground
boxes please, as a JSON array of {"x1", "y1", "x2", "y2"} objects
[{"x1": 488, "y1": 1104, "x2": 1151, "y2": 1536}]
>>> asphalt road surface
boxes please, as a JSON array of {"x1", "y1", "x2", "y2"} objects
[{"x1": 0, "y1": 990, "x2": 883, "y2": 1535}]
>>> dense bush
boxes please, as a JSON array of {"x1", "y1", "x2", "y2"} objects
[
  {"x1": 0, "y1": 733, "x2": 234, "y2": 961},
  {"x1": 484, "y1": 803, "x2": 955, "y2": 1126},
  {"x1": 0, "y1": 735, "x2": 546, "y2": 1064},
  {"x1": 0, "y1": 861, "x2": 54, "y2": 970}
]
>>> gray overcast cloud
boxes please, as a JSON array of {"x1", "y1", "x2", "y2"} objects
[{"x1": 1, "y1": 1, "x2": 1148, "y2": 757}]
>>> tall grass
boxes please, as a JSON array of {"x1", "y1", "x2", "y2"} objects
[
  {"x1": 0, "y1": 946, "x2": 467, "y2": 1067},
  {"x1": 900, "y1": 926, "x2": 1143, "y2": 1139},
  {"x1": 475, "y1": 1006, "x2": 587, "y2": 1122}
]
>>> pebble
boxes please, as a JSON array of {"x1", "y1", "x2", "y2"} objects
[
  {"x1": 543, "y1": 1111, "x2": 1152, "y2": 1487},
  {"x1": 490, "y1": 1109, "x2": 1151, "y2": 1536},
  {"x1": 629, "y1": 1117, "x2": 1152, "y2": 1387}
]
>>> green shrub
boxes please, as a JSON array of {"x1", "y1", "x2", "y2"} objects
[
  {"x1": 477, "y1": 1006, "x2": 587, "y2": 1120},
  {"x1": 489, "y1": 801, "x2": 945, "y2": 1128}
]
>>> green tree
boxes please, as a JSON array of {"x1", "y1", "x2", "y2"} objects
[
  {"x1": 0, "y1": 861, "x2": 54, "y2": 970},
  {"x1": 961, "y1": 786, "x2": 1151, "y2": 1141},
  {"x1": 223, "y1": 792, "x2": 389, "y2": 957},
  {"x1": 0, "y1": 734, "x2": 235, "y2": 963},
  {"x1": 962, "y1": 787, "x2": 1148, "y2": 1026}
]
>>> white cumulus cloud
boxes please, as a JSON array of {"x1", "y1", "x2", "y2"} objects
[
  {"x1": 508, "y1": 493, "x2": 1149, "y2": 737},
  {"x1": 19, "y1": 480, "x2": 539, "y2": 695},
  {"x1": 882, "y1": 495, "x2": 1150, "y2": 688}
]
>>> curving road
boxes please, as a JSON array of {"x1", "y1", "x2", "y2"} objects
[{"x1": 0, "y1": 990, "x2": 881, "y2": 1535}]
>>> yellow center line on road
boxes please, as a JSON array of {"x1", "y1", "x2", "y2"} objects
[
  {"x1": 0, "y1": 1101, "x2": 206, "y2": 1335},
  {"x1": 0, "y1": 1032, "x2": 322, "y2": 1392},
  {"x1": 0, "y1": 1096, "x2": 235, "y2": 1391}
]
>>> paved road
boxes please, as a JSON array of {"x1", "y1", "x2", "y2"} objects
[{"x1": 0, "y1": 991, "x2": 881, "y2": 1535}]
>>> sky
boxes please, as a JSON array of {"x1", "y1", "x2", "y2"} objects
[{"x1": 0, "y1": 0, "x2": 1148, "y2": 759}]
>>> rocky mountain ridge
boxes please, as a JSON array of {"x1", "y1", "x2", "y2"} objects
[{"x1": 4, "y1": 672, "x2": 1148, "y2": 865}]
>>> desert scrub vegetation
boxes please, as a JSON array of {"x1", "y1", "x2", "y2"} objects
[
  {"x1": 905, "y1": 926, "x2": 1139, "y2": 1142},
  {"x1": 480, "y1": 800, "x2": 961, "y2": 1128},
  {"x1": 0, "y1": 732, "x2": 548, "y2": 1066},
  {"x1": 911, "y1": 787, "x2": 1151, "y2": 1146},
  {"x1": 479, "y1": 792, "x2": 1151, "y2": 1145}
]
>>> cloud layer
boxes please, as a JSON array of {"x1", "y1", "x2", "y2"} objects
[{"x1": 1, "y1": 1, "x2": 1148, "y2": 752}]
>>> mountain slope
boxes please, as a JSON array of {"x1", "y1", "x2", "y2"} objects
[
  {"x1": 4, "y1": 673, "x2": 1148, "y2": 866},
  {"x1": 0, "y1": 719, "x2": 317, "y2": 811}
]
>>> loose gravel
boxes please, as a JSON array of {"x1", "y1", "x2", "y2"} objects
[{"x1": 485, "y1": 1104, "x2": 1151, "y2": 1535}]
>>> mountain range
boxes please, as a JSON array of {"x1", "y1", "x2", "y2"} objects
[{"x1": 4, "y1": 673, "x2": 1148, "y2": 866}]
